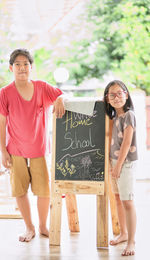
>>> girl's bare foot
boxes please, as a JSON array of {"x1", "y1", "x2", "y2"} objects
[
  {"x1": 19, "y1": 229, "x2": 35, "y2": 242},
  {"x1": 122, "y1": 242, "x2": 135, "y2": 256},
  {"x1": 110, "y1": 233, "x2": 128, "y2": 245},
  {"x1": 39, "y1": 227, "x2": 49, "y2": 237}
]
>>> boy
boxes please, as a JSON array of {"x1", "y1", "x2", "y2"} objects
[{"x1": 0, "y1": 48, "x2": 65, "y2": 242}]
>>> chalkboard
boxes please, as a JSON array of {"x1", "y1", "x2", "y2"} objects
[{"x1": 55, "y1": 101, "x2": 105, "y2": 181}]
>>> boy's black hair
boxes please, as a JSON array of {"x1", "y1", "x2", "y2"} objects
[
  {"x1": 9, "y1": 48, "x2": 34, "y2": 65},
  {"x1": 103, "y1": 80, "x2": 134, "y2": 119}
]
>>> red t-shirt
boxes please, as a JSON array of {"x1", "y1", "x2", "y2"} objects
[{"x1": 0, "y1": 80, "x2": 62, "y2": 158}]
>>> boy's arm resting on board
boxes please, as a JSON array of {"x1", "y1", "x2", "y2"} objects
[
  {"x1": 111, "y1": 125, "x2": 134, "y2": 178},
  {"x1": 52, "y1": 94, "x2": 66, "y2": 118},
  {"x1": 0, "y1": 114, "x2": 11, "y2": 168}
]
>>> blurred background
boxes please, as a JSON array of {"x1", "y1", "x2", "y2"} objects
[
  {"x1": 0, "y1": 2, "x2": 150, "y2": 259},
  {"x1": 0, "y1": 0, "x2": 150, "y2": 179}
]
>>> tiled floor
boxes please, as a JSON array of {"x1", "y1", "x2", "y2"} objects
[{"x1": 0, "y1": 180, "x2": 149, "y2": 260}]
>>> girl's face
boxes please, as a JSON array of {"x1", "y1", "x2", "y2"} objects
[{"x1": 107, "y1": 84, "x2": 128, "y2": 115}]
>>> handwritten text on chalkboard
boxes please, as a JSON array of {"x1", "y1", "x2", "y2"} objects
[{"x1": 55, "y1": 101, "x2": 105, "y2": 181}]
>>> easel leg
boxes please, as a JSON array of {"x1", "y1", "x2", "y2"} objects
[
  {"x1": 65, "y1": 193, "x2": 80, "y2": 232},
  {"x1": 109, "y1": 178, "x2": 120, "y2": 235},
  {"x1": 49, "y1": 193, "x2": 62, "y2": 246},
  {"x1": 97, "y1": 195, "x2": 108, "y2": 248},
  {"x1": 108, "y1": 118, "x2": 120, "y2": 235}
]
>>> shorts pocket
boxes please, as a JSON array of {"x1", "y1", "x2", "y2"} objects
[{"x1": 124, "y1": 161, "x2": 133, "y2": 169}]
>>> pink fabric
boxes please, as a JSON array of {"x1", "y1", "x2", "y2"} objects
[{"x1": 0, "y1": 80, "x2": 62, "y2": 158}]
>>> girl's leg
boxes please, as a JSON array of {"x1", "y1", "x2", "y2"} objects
[
  {"x1": 16, "y1": 194, "x2": 35, "y2": 242},
  {"x1": 110, "y1": 194, "x2": 128, "y2": 245},
  {"x1": 122, "y1": 200, "x2": 136, "y2": 256},
  {"x1": 37, "y1": 197, "x2": 50, "y2": 237}
]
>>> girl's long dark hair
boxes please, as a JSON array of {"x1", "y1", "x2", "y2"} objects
[{"x1": 103, "y1": 80, "x2": 134, "y2": 119}]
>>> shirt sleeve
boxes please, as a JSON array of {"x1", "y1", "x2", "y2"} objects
[
  {"x1": 0, "y1": 88, "x2": 8, "y2": 117},
  {"x1": 42, "y1": 82, "x2": 63, "y2": 108},
  {"x1": 123, "y1": 110, "x2": 136, "y2": 130}
]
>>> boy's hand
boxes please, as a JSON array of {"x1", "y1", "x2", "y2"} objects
[
  {"x1": 53, "y1": 96, "x2": 65, "y2": 118},
  {"x1": 1, "y1": 150, "x2": 12, "y2": 169}
]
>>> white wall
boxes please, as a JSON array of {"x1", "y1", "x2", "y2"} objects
[{"x1": 132, "y1": 91, "x2": 150, "y2": 179}]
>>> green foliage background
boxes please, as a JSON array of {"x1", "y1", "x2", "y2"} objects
[
  {"x1": 1, "y1": 0, "x2": 150, "y2": 94},
  {"x1": 56, "y1": 0, "x2": 150, "y2": 94}
]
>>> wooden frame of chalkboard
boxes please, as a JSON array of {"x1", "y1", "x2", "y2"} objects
[
  {"x1": 52, "y1": 101, "x2": 108, "y2": 195},
  {"x1": 49, "y1": 101, "x2": 110, "y2": 247}
]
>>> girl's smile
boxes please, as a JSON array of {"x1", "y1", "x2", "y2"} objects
[{"x1": 107, "y1": 84, "x2": 128, "y2": 115}]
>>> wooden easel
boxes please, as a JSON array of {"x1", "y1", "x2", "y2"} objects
[
  {"x1": 49, "y1": 111, "x2": 112, "y2": 248},
  {"x1": 108, "y1": 120, "x2": 120, "y2": 236}
]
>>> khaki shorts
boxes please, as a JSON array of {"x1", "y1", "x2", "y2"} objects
[
  {"x1": 110, "y1": 159, "x2": 136, "y2": 201},
  {"x1": 10, "y1": 155, "x2": 50, "y2": 197}
]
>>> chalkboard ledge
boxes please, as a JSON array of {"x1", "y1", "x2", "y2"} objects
[{"x1": 54, "y1": 180, "x2": 104, "y2": 195}]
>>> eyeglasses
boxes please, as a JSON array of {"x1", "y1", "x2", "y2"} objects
[{"x1": 106, "y1": 91, "x2": 127, "y2": 100}]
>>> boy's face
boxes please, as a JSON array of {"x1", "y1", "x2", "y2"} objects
[{"x1": 9, "y1": 55, "x2": 32, "y2": 81}]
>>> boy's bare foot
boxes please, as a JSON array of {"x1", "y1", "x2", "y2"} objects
[
  {"x1": 122, "y1": 242, "x2": 135, "y2": 256},
  {"x1": 19, "y1": 229, "x2": 35, "y2": 242},
  {"x1": 110, "y1": 233, "x2": 128, "y2": 245},
  {"x1": 39, "y1": 227, "x2": 49, "y2": 237}
]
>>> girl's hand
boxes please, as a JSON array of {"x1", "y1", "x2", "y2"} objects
[
  {"x1": 109, "y1": 166, "x2": 113, "y2": 175},
  {"x1": 53, "y1": 96, "x2": 65, "y2": 118},
  {"x1": 1, "y1": 150, "x2": 12, "y2": 169},
  {"x1": 111, "y1": 164, "x2": 122, "y2": 179}
]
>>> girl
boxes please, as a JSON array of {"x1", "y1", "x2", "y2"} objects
[{"x1": 103, "y1": 80, "x2": 138, "y2": 256}]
